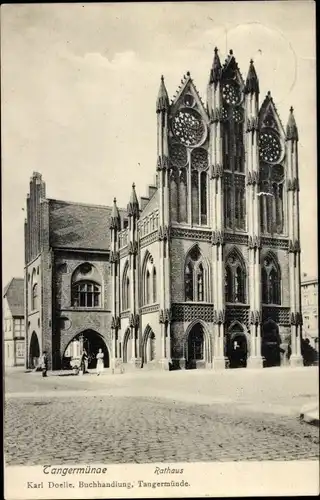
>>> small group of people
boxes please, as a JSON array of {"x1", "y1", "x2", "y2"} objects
[
  {"x1": 39, "y1": 348, "x2": 105, "y2": 377},
  {"x1": 79, "y1": 348, "x2": 104, "y2": 375}
]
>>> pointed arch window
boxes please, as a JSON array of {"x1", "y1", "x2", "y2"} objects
[
  {"x1": 225, "y1": 251, "x2": 246, "y2": 304},
  {"x1": 261, "y1": 255, "x2": 281, "y2": 305},
  {"x1": 32, "y1": 283, "x2": 39, "y2": 311},
  {"x1": 152, "y1": 267, "x2": 157, "y2": 303},
  {"x1": 178, "y1": 169, "x2": 188, "y2": 223},
  {"x1": 142, "y1": 254, "x2": 157, "y2": 306},
  {"x1": 184, "y1": 246, "x2": 210, "y2": 302},
  {"x1": 122, "y1": 263, "x2": 130, "y2": 311},
  {"x1": 259, "y1": 162, "x2": 284, "y2": 234},
  {"x1": 146, "y1": 270, "x2": 151, "y2": 304},
  {"x1": 185, "y1": 263, "x2": 193, "y2": 301}
]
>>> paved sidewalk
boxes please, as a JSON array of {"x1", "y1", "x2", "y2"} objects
[{"x1": 5, "y1": 366, "x2": 319, "y2": 420}]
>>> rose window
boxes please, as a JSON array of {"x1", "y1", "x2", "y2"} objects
[{"x1": 172, "y1": 109, "x2": 206, "y2": 147}]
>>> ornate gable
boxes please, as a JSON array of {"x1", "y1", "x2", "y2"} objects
[
  {"x1": 221, "y1": 50, "x2": 245, "y2": 88},
  {"x1": 170, "y1": 73, "x2": 209, "y2": 121},
  {"x1": 259, "y1": 92, "x2": 286, "y2": 138}
]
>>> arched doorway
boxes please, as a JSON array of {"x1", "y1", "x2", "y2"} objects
[
  {"x1": 186, "y1": 323, "x2": 205, "y2": 369},
  {"x1": 29, "y1": 331, "x2": 40, "y2": 369},
  {"x1": 261, "y1": 320, "x2": 281, "y2": 367},
  {"x1": 63, "y1": 330, "x2": 109, "y2": 370},
  {"x1": 227, "y1": 325, "x2": 248, "y2": 368},
  {"x1": 142, "y1": 327, "x2": 156, "y2": 366},
  {"x1": 123, "y1": 329, "x2": 131, "y2": 363}
]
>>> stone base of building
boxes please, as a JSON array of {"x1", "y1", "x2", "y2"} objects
[
  {"x1": 158, "y1": 358, "x2": 171, "y2": 371},
  {"x1": 213, "y1": 357, "x2": 227, "y2": 370},
  {"x1": 247, "y1": 356, "x2": 264, "y2": 369},
  {"x1": 289, "y1": 354, "x2": 304, "y2": 367}
]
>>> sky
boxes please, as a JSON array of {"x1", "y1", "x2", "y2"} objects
[{"x1": 1, "y1": 1, "x2": 317, "y2": 286}]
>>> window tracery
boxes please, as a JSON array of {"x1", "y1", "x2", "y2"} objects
[
  {"x1": 261, "y1": 254, "x2": 281, "y2": 305},
  {"x1": 184, "y1": 246, "x2": 210, "y2": 302},
  {"x1": 225, "y1": 250, "x2": 246, "y2": 304}
]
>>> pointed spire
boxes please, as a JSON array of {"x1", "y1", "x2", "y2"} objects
[
  {"x1": 209, "y1": 47, "x2": 222, "y2": 84},
  {"x1": 110, "y1": 197, "x2": 121, "y2": 230},
  {"x1": 286, "y1": 106, "x2": 299, "y2": 141},
  {"x1": 156, "y1": 75, "x2": 169, "y2": 113},
  {"x1": 244, "y1": 59, "x2": 259, "y2": 94},
  {"x1": 127, "y1": 183, "x2": 140, "y2": 218}
]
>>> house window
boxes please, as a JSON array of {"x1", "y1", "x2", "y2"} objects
[
  {"x1": 14, "y1": 319, "x2": 23, "y2": 336},
  {"x1": 225, "y1": 251, "x2": 246, "y2": 304},
  {"x1": 71, "y1": 282, "x2": 101, "y2": 308},
  {"x1": 16, "y1": 342, "x2": 25, "y2": 358},
  {"x1": 261, "y1": 254, "x2": 281, "y2": 305}
]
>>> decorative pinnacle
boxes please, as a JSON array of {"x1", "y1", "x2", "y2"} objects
[
  {"x1": 209, "y1": 46, "x2": 222, "y2": 85},
  {"x1": 244, "y1": 58, "x2": 259, "y2": 95},
  {"x1": 186, "y1": 71, "x2": 190, "y2": 76},
  {"x1": 267, "y1": 90, "x2": 271, "y2": 97},
  {"x1": 110, "y1": 196, "x2": 121, "y2": 230},
  {"x1": 156, "y1": 75, "x2": 169, "y2": 113},
  {"x1": 127, "y1": 182, "x2": 140, "y2": 218},
  {"x1": 229, "y1": 49, "x2": 233, "y2": 55},
  {"x1": 286, "y1": 106, "x2": 298, "y2": 141}
]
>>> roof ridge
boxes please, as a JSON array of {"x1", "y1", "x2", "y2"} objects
[{"x1": 48, "y1": 198, "x2": 127, "y2": 213}]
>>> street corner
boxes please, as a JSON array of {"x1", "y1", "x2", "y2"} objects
[{"x1": 300, "y1": 401, "x2": 319, "y2": 427}]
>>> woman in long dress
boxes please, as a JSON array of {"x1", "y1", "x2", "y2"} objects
[{"x1": 96, "y1": 348, "x2": 104, "y2": 376}]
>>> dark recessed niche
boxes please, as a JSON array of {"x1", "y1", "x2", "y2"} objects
[
  {"x1": 37, "y1": 267, "x2": 39, "y2": 275},
  {"x1": 57, "y1": 263, "x2": 68, "y2": 273},
  {"x1": 79, "y1": 262, "x2": 93, "y2": 275}
]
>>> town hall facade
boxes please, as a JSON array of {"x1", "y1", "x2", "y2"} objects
[{"x1": 24, "y1": 49, "x2": 303, "y2": 371}]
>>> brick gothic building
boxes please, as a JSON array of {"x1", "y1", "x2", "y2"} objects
[{"x1": 25, "y1": 49, "x2": 304, "y2": 371}]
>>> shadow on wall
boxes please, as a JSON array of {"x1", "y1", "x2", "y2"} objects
[{"x1": 301, "y1": 339, "x2": 319, "y2": 366}]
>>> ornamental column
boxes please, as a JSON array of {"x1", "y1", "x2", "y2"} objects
[
  {"x1": 156, "y1": 75, "x2": 171, "y2": 370},
  {"x1": 110, "y1": 198, "x2": 121, "y2": 373},
  {"x1": 127, "y1": 183, "x2": 140, "y2": 367},
  {"x1": 286, "y1": 107, "x2": 303, "y2": 366},
  {"x1": 207, "y1": 48, "x2": 226, "y2": 369},
  {"x1": 244, "y1": 60, "x2": 263, "y2": 369}
]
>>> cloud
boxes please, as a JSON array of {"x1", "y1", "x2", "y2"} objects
[{"x1": 1, "y1": 3, "x2": 317, "y2": 284}]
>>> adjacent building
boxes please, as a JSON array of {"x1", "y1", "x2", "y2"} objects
[
  {"x1": 301, "y1": 275, "x2": 318, "y2": 350},
  {"x1": 24, "y1": 48, "x2": 304, "y2": 372},
  {"x1": 3, "y1": 278, "x2": 25, "y2": 367}
]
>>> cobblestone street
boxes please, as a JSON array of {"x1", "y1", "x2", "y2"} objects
[{"x1": 4, "y1": 367, "x2": 319, "y2": 465}]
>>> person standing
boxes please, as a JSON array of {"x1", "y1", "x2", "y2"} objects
[
  {"x1": 80, "y1": 348, "x2": 89, "y2": 374},
  {"x1": 41, "y1": 351, "x2": 48, "y2": 377},
  {"x1": 96, "y1": 348, "x2": 104, "y2": 376}
]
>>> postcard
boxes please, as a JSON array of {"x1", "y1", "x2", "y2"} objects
[{"x1": 2, "y1": 2, "x2": 318, "y2": 499}]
